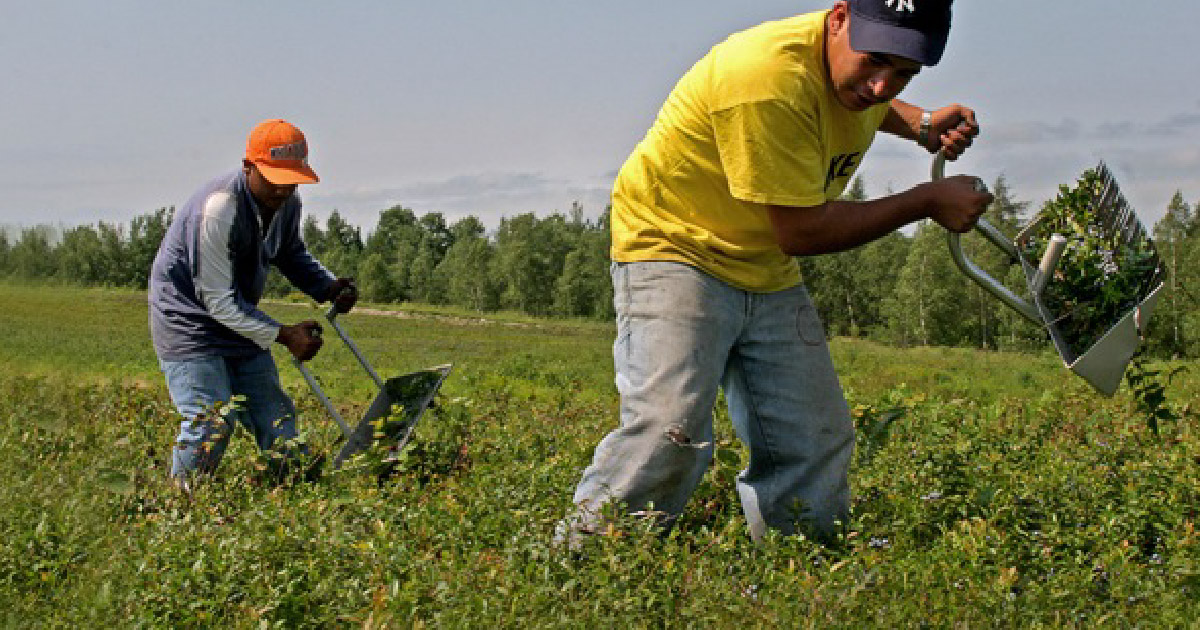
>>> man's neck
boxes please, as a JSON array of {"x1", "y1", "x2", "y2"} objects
[
  {"x1": 258, "y1": 203, "x2": 277, "y2": 227},
  {"x1": 246, "y1": 189, "x2": 279, "y2": 233}
]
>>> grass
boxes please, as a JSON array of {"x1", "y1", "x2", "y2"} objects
[{"x1": 0, "y1": 282, "x2": 1196, "y2": 628}]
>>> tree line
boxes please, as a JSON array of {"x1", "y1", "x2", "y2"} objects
[{"x1": 2, "y1": 178, "x2": 1196, "y2": 358}]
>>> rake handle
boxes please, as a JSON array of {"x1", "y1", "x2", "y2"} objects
[
  {"x1": 292, "y1": 357, "x2": 353, "y2": 438},
  {"x1": 934, "y1": 151, "x2": 1043, "y2": 326},
  {"x1": 289, "y1": 287, "x2": 382, "y2": 440},
  {"x1": 324, "y1": 301, "x2": 385, "y2": 390}
]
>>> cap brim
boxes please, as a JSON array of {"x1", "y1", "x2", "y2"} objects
[
  {"x1": 254, "y1": 161, "x2": 319, "y2": 185},
  {"x1": 849, "y1": 11, "x2": 947, "y2": 67}
]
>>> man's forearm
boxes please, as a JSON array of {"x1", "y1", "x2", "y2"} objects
[
  {"x1": 768, "y1": 185, "x2": 933, "y2": 257},
  {"x1": 881, "y1": 99, "x2": 923, "y2": 142}
]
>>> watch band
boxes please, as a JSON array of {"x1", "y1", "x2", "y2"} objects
[{"x1": 918, "y1": 110, "x2": 933, "y2": 147}]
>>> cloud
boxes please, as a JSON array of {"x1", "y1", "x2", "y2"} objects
[
  {"x1": 979, "y1": 111, "x2": 1200, "y2": 149},
  {"x1": 989, "y1": 119, "x2": 1083, "y2": 144},
  {"x1": 1145, "y1": 112, "x2": 1200, "y2": 136},
  {"x1": 1095, "y1": 121, "x2": 1136, "y2": 140}
]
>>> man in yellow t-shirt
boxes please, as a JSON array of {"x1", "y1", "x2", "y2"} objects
[{"x1": 562, "y1": 0, "x2": 992, "y2": 544}]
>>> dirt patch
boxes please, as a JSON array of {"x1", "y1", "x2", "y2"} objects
[{"x1": 264, "y1": 300, "x2": 539, "y2": 329}]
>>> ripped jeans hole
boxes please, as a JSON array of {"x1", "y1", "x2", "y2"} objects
[{"x1": 666, "y1": 426, "x2": 711, "y2": 449}]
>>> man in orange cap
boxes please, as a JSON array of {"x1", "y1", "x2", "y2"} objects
[{"x1": 149, "y1": 119, "x2": 357, "y2": 484}]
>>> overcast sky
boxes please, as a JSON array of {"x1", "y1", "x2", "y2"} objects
[{"x1": 2, "y1": 1, "x2": 1197, "y2": 235}]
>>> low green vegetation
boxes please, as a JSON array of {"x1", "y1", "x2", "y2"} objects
[{"x1": 1, "y1": 284, "x2": 1196, "y2": 627}]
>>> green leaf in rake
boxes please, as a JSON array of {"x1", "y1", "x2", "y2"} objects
[{"x1": 715, "y1": 446, "x2": 740, "y2": 467}]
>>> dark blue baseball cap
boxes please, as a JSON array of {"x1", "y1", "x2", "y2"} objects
[{"x1": 848, "y1": 0, "x2": 953, "y2": 67}]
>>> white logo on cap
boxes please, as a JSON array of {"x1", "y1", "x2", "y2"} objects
[
  {"x1": 269, "y1": 142, "x2": 307, "y2": 162},
  {"x1": 885, "y1": 0, "x2": 915, "y2": 12}
]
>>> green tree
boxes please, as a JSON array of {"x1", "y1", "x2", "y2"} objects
[
  {"x1": 367, "y1": 205, "x2": 423, "y2": 299},
  {"x1": 799, "y1": 176, "x2": 876, "y2": 337},
  {"x1": 449, "y1": 215, "x2": 486, "y2": 243},
  {"x1": 553, "y1": 211, "x2": 612, "y2": 319},
  {"x1": 1149, "y1": 191, "x2": 1197, "y2": 357},
  {"x1": 366, "y1": 206, "x2": 422, "y2": 260},
  {"x1": 419, "y1": 212, "x2": 454, "y2": 261},
  {"x1": 493, "y1": 213, "x2": 575, "y2": 316},
  {"x1": 852, "y1": 230, "x2": 909, "y2": 338},
  {"x1": 56, "y1": 225, "x2": 105, "y2": 284},
  {"x1": 321, "y1": 210, "x2": 364, "y2": 277},
  {"x1": 357, "y1": 252, "x2": 400, "y2": 303},
  {"x1": 408, "y1": 236, "x2": 444, "y2": 304},
  {"x1": 887, "y1": 220, "x2": 971, "y2": 346},
  {"x1": 0, "y1": 230, "x2": 9, "y2": 273},
  {"x1": 96, "y1": 222, "x2": 130, "y2": 286},
  {"x1": 958, "y1": 174, "x2": 1030, "y2": 349},
  {"x1": 122, "y1": 207, "x2": 172, "y2": 289},
  {"x1": 302, "y1": 215, "x2": 326, "y2": 256},
  {"x1": 9, "y1": 226, "x2": 57, "y2": 279},
  {"x1": 437, "y1": 229, "x2": 499, "y2": 312}
]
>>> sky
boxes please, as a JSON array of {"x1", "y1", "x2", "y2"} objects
[{"x1": 2, "y1": 1, "x2": 1198, "y2": 236}]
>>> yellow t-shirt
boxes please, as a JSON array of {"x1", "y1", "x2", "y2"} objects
[{"x1": 611, "y1": 10, "x2": 889, "y2": 292}]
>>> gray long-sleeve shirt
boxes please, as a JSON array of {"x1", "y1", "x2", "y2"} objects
[{"x1": 148, "y1": 169, "x2": 336, "y2": 361}]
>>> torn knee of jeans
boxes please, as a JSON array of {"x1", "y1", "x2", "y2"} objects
[{"x1": 665, "y1": 425, "x2": 711, "y2": 449}]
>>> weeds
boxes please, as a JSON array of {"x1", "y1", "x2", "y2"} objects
[{"x1": 0, "y1": 285, "x2": 1197, "y2": 627}]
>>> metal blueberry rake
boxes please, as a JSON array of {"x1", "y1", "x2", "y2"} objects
[
  {"x1": 936, "y1": 153, "x2": 1166, "y2": 396},
  {"x1": 292, "y1": 304, "x2": 452, "y2": 470}
]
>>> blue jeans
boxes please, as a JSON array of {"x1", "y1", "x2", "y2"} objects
[
  {"x1": 160, "y1": 352, "x2": 300, "y2": 478},
  {"x1": 569, "y1": 261, "x2": 854, "y2": 541}
]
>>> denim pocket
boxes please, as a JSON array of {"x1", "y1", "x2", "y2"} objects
[{"x1": 796, "y1": 301, "x2": 826, "y2": 346}]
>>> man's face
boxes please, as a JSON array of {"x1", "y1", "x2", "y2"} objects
[
  {"x1": 825, "y1": 3, "x2": 922, "y2": 111},
  {"x1": 243, "y1": 160, "x2": 297, "y2": 212}
]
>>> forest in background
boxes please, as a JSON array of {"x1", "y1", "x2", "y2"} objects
[{"x1": 2, "y1": 174, "x2": 1197, "y2": 358}]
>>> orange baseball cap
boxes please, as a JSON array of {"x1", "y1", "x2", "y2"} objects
[{"x1": 245, "y1": 119, "x2": 319, "y2": 185}]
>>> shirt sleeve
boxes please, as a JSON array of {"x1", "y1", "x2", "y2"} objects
[
  {"x1": 194, "y1": 192, "x2": 281, "y2": 349},
  {"x1": 272, "y1": 200, "x2": 337, "y2": 302},
  {"x1": 712, "y1": 97, "x2": 828, "y2": 208}
]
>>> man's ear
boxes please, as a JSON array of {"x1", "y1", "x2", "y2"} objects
[
  {"x1": 829, "y1": 1, "x2": 849, "y2": 35},
  {"x1": 242, "y1": 159, "x2": 254, "y2": 176}
]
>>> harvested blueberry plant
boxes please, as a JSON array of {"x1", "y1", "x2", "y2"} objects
[{"x1": 1020, "y1": 166, "x2": 1164, "y2": 358}]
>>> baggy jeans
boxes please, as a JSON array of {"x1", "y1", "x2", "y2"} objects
[
  {"x1": 160, "y1": 351, "x2": 300, "y2": 478},
  {"x1": 569, "y1": 261, "x2": 855, "y2": 541}
]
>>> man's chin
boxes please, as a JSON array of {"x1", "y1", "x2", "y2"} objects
[
  {"x1": 252, "y1": 195, "x2": 286, "y2": 212},
  {"x1": 836, "y1": 97, "x2": 871, "y2": 112}
]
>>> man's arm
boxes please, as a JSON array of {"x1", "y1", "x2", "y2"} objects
[
  {"x1": 194, "y1": 192, "x2": 283, "y2": 349},
  {"x1": 882, "y1": 101, "x2": 979, "y2": 159},
  {"x1": 272, "y1": 201, "x2": 343, "y2": 304},
  {"x1": 881, "y1": 99, "x2": 924, "y2": 143},
  {"x1": 274, "y1": 233, "x2": 357, "y2": 313},
  {"x1": 768, "y1": 100, "x2": 993, "y2": 256},
  {"x1": 194, "y1": 192, "x2": 324, "y2": 360},
  {"x1": 767, "y1": 176, "x2": 992, "y2": 256}
]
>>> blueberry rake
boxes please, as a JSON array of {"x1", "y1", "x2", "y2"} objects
[{"x1": 936, "y1": 153, "x2": 1166, "y2": 395}]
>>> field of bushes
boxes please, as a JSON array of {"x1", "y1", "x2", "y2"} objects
[{"x1": 0, "y1": 283, "x2": 1196, "y2": 628}]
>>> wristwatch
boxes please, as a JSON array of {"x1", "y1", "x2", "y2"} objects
[{"x1": 918, "y1": 110, "x2": 933, "y2": 147}]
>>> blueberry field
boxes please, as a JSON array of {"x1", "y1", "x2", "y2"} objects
[{"x1": 0, "y1": 283, "x2": 1196, "y2": 628}]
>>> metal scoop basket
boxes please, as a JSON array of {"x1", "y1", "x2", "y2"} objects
[
  {"x1": 936, "y1": 153, "x2": 1167, "y2": 395},
  {"x1": 292, "y1": 305, "x2": 452, "y2": 470}
]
